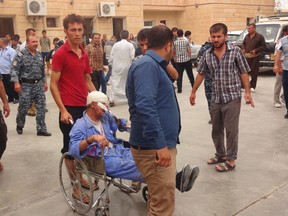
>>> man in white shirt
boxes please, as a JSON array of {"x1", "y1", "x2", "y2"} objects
[{"x1": 108, "y1": 30, "x2": 134, "y2": 106}]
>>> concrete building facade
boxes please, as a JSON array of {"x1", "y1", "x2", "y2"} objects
[{"x1": 0, "y1": 0, "x2": 275, "y2": 44}]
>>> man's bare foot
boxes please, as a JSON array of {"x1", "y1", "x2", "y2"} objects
[{"x1": 72, "y1": 186, "x2": 90, "y2": 204}]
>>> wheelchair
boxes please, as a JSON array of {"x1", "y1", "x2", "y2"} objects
[{"x1": 59, "y1": 151, "x2": 148, "y2": 216}]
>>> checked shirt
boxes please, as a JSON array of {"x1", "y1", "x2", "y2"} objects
[
  {"x1": 85, "y1": 42, "x2": 103, "y2": 71},
  {"x1": 197, "y1": 42, "x2": 250, "y2": 104},
  {"x1": 173, "y1": 37, "x2": 190, "y2": 63}
]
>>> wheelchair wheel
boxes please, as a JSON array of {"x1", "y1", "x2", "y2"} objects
[
  {"x1": 95, "y1": 207, "x2": 110, "y2": 216},
  {"x1": 142, "y1": 185, "x2": 148, "y2": 203},
  {"x1": 59, "y1": 152, "x2": 93, "y2": 215}
]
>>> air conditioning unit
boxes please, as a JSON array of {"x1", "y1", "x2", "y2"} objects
[
  {"x1": 26, "y1": 0, "x2": 47, "y2": 16},
  {"x1": 98, "y1": 2, "x2": 115, "y2": 17}
]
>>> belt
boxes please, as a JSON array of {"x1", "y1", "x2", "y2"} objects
[
  {"x1": 21, "y1": 78, "x2": 42, "y2": 84},
  {"x1": 130, "y1": 144, "x2": 155, "y2": 150}
]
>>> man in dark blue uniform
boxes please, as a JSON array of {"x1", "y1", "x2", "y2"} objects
[{"x1": 11, "y1": 36, "x2": 51, "y2": 136}]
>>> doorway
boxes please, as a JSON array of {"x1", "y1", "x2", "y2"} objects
[
  {"x1": 83, "y1": 17, "x2": 94, "y2": 44},
  {"x1": 113, "y1": 18, "x2": 124, "y2": 41},
  {"x1": 0, "y1": 18, "x2": 14, "y2": 37}
]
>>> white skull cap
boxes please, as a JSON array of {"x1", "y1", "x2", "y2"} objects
[{"x1": 86, "y1": 91, "x2": 109, "y2": 106}]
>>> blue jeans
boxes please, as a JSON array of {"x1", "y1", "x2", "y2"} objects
[
  {"x1": 91, "y1": 70, "x2": 107, "y2": 94},
  {"x1": 101, "y1": 71, "x2": 107, "y2": 94},
  {"x1": 41, "y1": 52, "x2": 49, "y2": 64},
  {"x1": 105, "y1": 66, "x2": 112, "y2": 83},
  {"x1": 283, "y1": 70, "x2": 288, "y2": 110}
]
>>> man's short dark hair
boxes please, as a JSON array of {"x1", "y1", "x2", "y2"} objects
[
  {"x1": 148, "y1": 25, "x2": 173, "y2": 49},
  {"x1": 172, "y1": 27, "x2": 178, "y2": 32},
  {"x1": 120, "y1": 30, "x2": 129, "y2": 39},
  {"x1": 13, "y1": 34, "x2": 20, "y2": 41},
  {"x1": 248, "y1": 23, "x2": 256, "y2": 28},
  {"x1": 91, "y1": 33, "x2": 101, "y2": 38},
  {"x1": 137, "y1": 28, "x2": 150, "y2": 42},
  {"x1": 177, "y1": 29, "x2": 184, "y2": 37},
  {"x1": 184, "y1": 31, "x2": 191, "y2": 37},
  {"x1": 210, "y1": 23, "x2": 228, "y2": 35},
  {"x1": 52, "y1": 37, "x2": 60, "y2": 44},
  {"x1": 283, "y1": 26, "x2": 288, "y2": 34},
  {"x1": 42, "y1": 30, "x2": 47, "y2": 33},
  {"x1": 25, "y1": 28, "x2": 36, "y2": 37},
  {"x1": 11, "y1": 35, "x2": 19, "y2": 42},
  {"x1": 63, "y1": 13, "x2": 85, "y2": 30}
]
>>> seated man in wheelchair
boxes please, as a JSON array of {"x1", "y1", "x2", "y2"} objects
[{"x1": 69, "y1": 91, "x2": 199, "y2": 203}]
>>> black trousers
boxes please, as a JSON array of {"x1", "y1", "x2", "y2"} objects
[
  {"x1": 59, "y1": 106, "x2": 86, "y2": 154},
  {"x1": 0, "y1": 112, "x2": 7, "y2": 159},
  {"x1": 2, "y1": 74, "x2": 18, "y2": 102},
  {"x1": 246, "y1": 56, "x2": 260, "y2": 89},
  {"x1": 176, "y1": 60, "x2": 194, "y2": 91}
]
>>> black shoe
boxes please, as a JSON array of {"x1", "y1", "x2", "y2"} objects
[
  {"x1": 45, "y1": 109, "x2": 48, "y2": 113},
  {"x1": 176, "y1": 164, "x2": 190, "y2": 193},
  {"x1": 37, "y1": 131, "x2": 52, "y2": 136},
  {"x1": 177, "y1": 90, "x2": 182, "y2": 93},
  {"x1": 13, "y1": 99, "x2": 19, "y2": 104},
  {"x1": 284, "y1": 113, "x2": 288, "y2": 119},
  {"x1": 16, "y1": 126, "x2": 23, "y2": 134},
  {"x1": 186, "y1": 166, "x2": 200, "y2": 192}
]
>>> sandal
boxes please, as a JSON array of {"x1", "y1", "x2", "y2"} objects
[
  {"x1": 81, "y1": 179, "x2": 99, "y2": 191},
  {"x1": 207, "y1": 156, "x2": 226, "y2": 165},
  {"x1": 215, "y1": 162, "x2": 235, "y2": 172},
  {"x1": 72, "y1": 191, "x2": 90, "y2": 204}
]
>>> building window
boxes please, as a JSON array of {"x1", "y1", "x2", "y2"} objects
[
  {"x1": 46, "y1": 17, "x2": 58, "y2": 28},
  {"x1": 144, "y1": 20, "x2": 154, "y2": 27},
  {"x1": 0, "y1": 18, "x2": 14, "y2": 36}
]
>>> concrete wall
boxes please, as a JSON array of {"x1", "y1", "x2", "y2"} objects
[
  {"x1": 143, "y1": 0, "x2": 275, "y2": 44},
  {"x1": 0, "y1": 0, "x2": 276, "y2": 44},
  {"x1": 0, "y1": 0, "x2": 143, "y2": 41}
]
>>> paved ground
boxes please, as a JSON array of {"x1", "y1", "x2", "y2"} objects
[{"x1": 0, "y1": 69, "x2": 288, "y2": 216}]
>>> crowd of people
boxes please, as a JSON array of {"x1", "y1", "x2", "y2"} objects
[{"x1": 0, "y1": 12, "x2": 287, "y2": 216}]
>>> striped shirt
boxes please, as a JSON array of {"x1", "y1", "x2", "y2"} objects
[
  {"x1": 173, "y1": 37, "x2": 190, "y2": 63},
  {"x1": 85, "y1": 42, "x2": 103, "y2": 71},
  {"x1": 197, "y1": 42, "x2": 250, "y2": 104}
]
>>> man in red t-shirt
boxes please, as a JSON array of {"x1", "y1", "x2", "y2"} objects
[{"x1": 50, "y1": 13, "x2": 95, "y2": 156}]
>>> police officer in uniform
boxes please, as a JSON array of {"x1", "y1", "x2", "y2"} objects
[{"x1": 10, "y1": 36, "x2": 51, "y2": 136}]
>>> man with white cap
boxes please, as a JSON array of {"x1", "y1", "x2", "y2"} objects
[
  {"x1": 69, "y1": 91, "x2": 199, "y2": 204},
  {"x1": 68, "y1": 91, "x2": 142, "y2": 203}
]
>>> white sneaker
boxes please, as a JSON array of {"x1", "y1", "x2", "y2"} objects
[
  {"x1": 274, "y1": 103, "x2": 282, "y2": 108},
  {"x1": 250, "y1": 88, "x2": 256, "y2": 93}
]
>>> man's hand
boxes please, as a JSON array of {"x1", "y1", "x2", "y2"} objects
[
  {"x1": 189, "y1": 92, "x2": 196, "y2": 106},
  {"x1": 250, "y1": 49, "x2": 256, "y2": 55},
  {"x1": 244, "y1": 92, "x2": 254, "y2": 108},
  {"x1": 60, "y1": 110, "x2": 73, "y2": 125},
  {"x1": 14, "y1": 82, "x2": 21, "y2": 93},
  {"x1": 156, "y1": 147, "x2": 171, "y2": 167},
  {"x1": 44, "y1": 82, "x2": 48, "y2": 92},
  {"x1": 2, "y1": 103, "x2": 10, "y2": 118},
  {"x1": 273, "y1": 65, "x2": 283, "y2": 75},
  {"x1": 93, "y1": 135, "x2": 109, "y2": 149}
]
